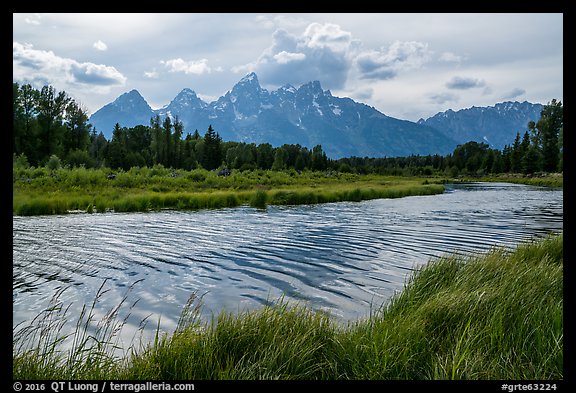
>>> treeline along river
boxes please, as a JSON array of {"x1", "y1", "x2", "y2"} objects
[{"x1": 13, "y1": 182, "x2": 563, "y2": 349}]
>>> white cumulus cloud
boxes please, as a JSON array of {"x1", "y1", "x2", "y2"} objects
[
  {"x1": 233, "y1": 23, "x2": 432, "y2": 91},
  {"x1": 302, "y1": 22, "x2": 353, "y2": 53},
  {"x1": 13, "y1": 41, "x2": 126, "y2": 90},
  {"x1": 161, "y1": 58, "x2": 213, "y2": 75},
  {"x1": 93, "y1": 40, "x2": 108, "y2": 51},
  {"x1": 24, "y1": 14, "x2": 43, "y2": 25},
  {"x1": 273, "y1": 51, "x2": 306, "y2": 64},
  {"x1": 233, "y1": 23, "x2": 357, "y2": 89},
  {"x1": 144, "y1": 69, "x2": 159, "y2": 79}
]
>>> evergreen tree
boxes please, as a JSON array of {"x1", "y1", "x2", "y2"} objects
[
  {"x1": 558, "y1": 126, "x2": 563, "y2": 172},
  {"x1": 126, "y1": 125, "x2": 152, "y2": 166},
  {"x1": 89, "y1": 131, "x2": 109, "y2": 168},
  {"x1": 256, "y1": 143, "x2": 274, "y2": 170},
  {"x1": 522, "y1": 145, "x2": 542, "y2": 174},
  {"x1": 64, "y1": 100, "x2": 91, "y2": 155},
  {"x1": 490, "y1": 150, "x2": 504, "y2": 174},
  {"x1": 150, "y1": 115, "x2": 163, "y2": 165},
  {"x1": 162, "y1": 116, "x2": 173, "y2": 167},
  {"x1": 107, "y1": 123, "x2": 128, "y2": 169},
  {"x1": 520, "y1": 131, "x2": 531, "y2": 159},
  {"x1": 510, "y1": 132, "x2": 522, "y2": 173},
  {"x1": 431, "y1": 154, "x2": 444, "y2": 171},
  {"x1": 538, "y1": 99, "x2": 563, "y2": 172},
  {"x1": 202, "y1": 125, "x2": 222, "y2": 170},
  {"x1": 172, "y1": 117, "x2": 184, "y2": 168},
  {"x1": 501, "y1": 145, "x2": 512, "y2": 173}
]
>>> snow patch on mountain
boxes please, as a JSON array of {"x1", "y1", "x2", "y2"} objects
[{"x1": 88, "y1": 72, "x2": 542, "y2": 159}]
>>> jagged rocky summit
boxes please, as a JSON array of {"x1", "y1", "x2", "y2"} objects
[{"x1": 89, "y1": 72, "x2": 543, "y2": 158}]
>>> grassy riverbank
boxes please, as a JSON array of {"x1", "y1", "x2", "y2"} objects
[
  {"x1": 13, "y1": 233, "x2": 563, "y2": 380},
  {"x1": 13, "y1": 166, "x2": 445, "y2": 216},
  {"x1": 452, "y1": 173, "x2": 563, "y2": 188}
]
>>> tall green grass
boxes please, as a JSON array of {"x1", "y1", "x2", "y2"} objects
[
  {"x1": 13, "y1": 279, "x2": 148, "y2": 380},
  {"x1": 126, "y1": 296, "x2": 342, "y2": 379},
  {"x1": 13, "y1": 166, "x2": 445, "y2": 215},
  {"x1": 340, "y1": 232, "x2": 563, "y2": 379},
  {"x1": 453, "y1": 174, "x2": 563, "y2": 188},
  {"x1": 266, "y1": 184, "x2": 444, "y2": 206},
  {"x1": 13, "y1": 233, "x2": 562, "y2": 380}
]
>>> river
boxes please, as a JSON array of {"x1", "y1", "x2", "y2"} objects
[{"x1": 13, "y1": 182, "x2": 563, "y2": 349}]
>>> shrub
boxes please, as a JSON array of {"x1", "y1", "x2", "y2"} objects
[
  {"x1": 249, "y1": 190, "x2": 268, "y2": 209},
  {"x1": 46, "y1": 155, "x2": 62, "y2": 172},
  {"x1": 187, "y1": 171, "x2": 206, "y2": 182},
  {"x1": 13, "y1": 153, "x2": 30, "y2": 169},
  {"x1": 66, "y1": 149, "x2": 95, "y2": 168}
]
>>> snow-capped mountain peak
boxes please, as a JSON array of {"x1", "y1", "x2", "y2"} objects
[
  {"x1": 89, "y1": 72, "x2": 544, "y2": 158},
  {"x1": 234, "y1": 72, "x2": 263, "y2": 91},
  {"x1": 170, "y1": 88, "x2": 206, "y2": 108},
  {"x1": 279, "y1": 84, "x2": 297, "y2": 94}
]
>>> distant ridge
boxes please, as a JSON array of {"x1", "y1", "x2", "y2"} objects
[
  {"x1": 88, "y1": 89, "x2": 154, "y2": 135},
  {"x1": 417, "y1": 101, "x2": 544, "y2": 150},
  {"x1": 89, "y1": 73, "x2": 543, "y2": 158}
]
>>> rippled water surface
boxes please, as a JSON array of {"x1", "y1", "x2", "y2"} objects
[{"x1": 13, "y1": 182, "x2": 563, "y2": 343}]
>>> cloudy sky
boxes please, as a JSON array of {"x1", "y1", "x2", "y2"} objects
[{"x1": 13, "y1": 13, "x2": 563, "y2": 122}]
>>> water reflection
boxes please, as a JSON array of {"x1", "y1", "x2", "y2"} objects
[{"x1": 13, "y1": 182, "x2": 563, "y2": 342}]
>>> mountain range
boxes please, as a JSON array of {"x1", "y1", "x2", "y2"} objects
[
  {"x1": 417, "y1": 101, "x2": 544, "y2": 150},
  {"x1": 89, "y1": 72, "x2": 544, "y2": 158}
]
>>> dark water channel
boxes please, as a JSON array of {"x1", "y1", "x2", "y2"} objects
[{"x1": 13, "y1": 182, "x2": 563, "y2": 347}]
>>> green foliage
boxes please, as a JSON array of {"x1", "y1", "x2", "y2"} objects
[
  {"x1": 201, "y1": 125, "x2": 222, "y2": 170},
  {"x1": 538, "y1": 99, "x2": 563, "y2": 172},
  {"x1": 460, "y1": 174, "x2": 563, "y2": 188},
  {"x1": 46, "y1": 154, "x2": 62, "y2": 171},
  {"x1": 249, "y1": 189, "x2": 268, "y2": 209},
  {"x1": 13, "y1": 153, "x2": 30, "y2": 169},
  {"x1": 504, "y1": 99, "x2": 563, "y2": 175},
  {"x1": 65, "y1": 149, "x2": 95, "y2": 168},
  {"x1": 522, "y1": 145, "x2": 542, "y2": 174}
]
